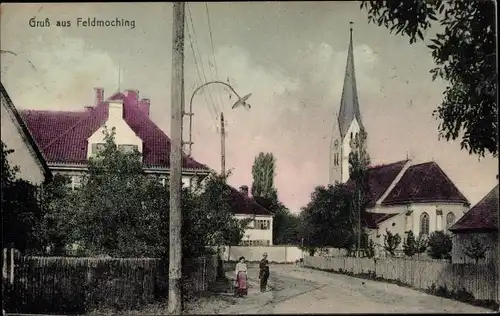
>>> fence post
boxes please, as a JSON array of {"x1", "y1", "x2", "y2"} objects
[
  {"x1": 9, "y1": 248, "x2": 15, "y2": 284},
  {"x1": 2, "y1": 248, "x2": 7, "y2": 279}
]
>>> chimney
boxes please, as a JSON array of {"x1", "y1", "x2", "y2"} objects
[
  {"x1": 125, "y1": 89, "x2": 139, "y2": 104},
  {"x1": 108, "y1": 99, "x2": 124, "y2": 121},
  {"x1": 139, "y1": 98, "x2": 150, "y2": 117},
  {"x1": 94, "y1": 87, "x2": 104, "y2": 105},
  {"x1": 239, "y1": 185, "x2": 249, "y2": 197}
]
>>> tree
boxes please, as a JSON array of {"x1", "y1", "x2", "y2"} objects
[
  {"x1": 251, "y1": 152, "x2": 278, "y2": 201},
  {"x1": 251, "y1": 152, "x2": 299, "y2": 244},
  {"x1": 415, "y1": 233, "x2": 428, "y2": 258},
  {"x1": 271, "y1": 206, "x2": 300, "y2": 245},
  {"x1": 37, "y1": 173, "x2": 78, "y2": 254},
  {"x1": 383, "y1": 229, "x2": 402, "y2": 257},
  {"x1": 403, "y1": 230, "x2": 417, "y2": 257},
  {"x1": 71, "y1": 128, "x2": 169, "y2": 257},
  {"x1": 299, "y1": 184, "x2": 356, "y2": 251},
  {"x1": 1, "y1": 141, "x2": 43, "y2": 252},
  {"x1": 462, "y1": 235, "x2": 491, "y2": 264},
  {"x1": 348, "y1": 128, "x2": 371, "y2": 256},
  {"x1": 427, "y1": 231, "x2": 452, "y2": 260},
  {"x1": 360, "y1": 0, "x2": 497, "y2": 158}
]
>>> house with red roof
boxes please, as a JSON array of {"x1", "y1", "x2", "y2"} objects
[
  {"x1": 449, "y1": 185, "x2": 498, "y2": 264},
  {"x1": 1, "y1": 82, "x2": 52, "y2": 185},
  {"x1": 232, "y1": 185, "x2": 274, "y2": 246},
  {"x1": 329, "y1": 29, "x2": 469, "y2": 255},
  {"x1": 21, "y1": 88, "x2": 210, "y2": 189}
]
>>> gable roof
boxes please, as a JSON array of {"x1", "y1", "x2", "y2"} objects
[
  {"x1": 21, "y1": 91, "x2": 209, "y2": 171},
  {"x1": 227, "y1": 186, "x2": 273, "y2": 217},
  {"x1": 363, "y1": 212, "x2": 398, "y2": 229},
  {"x1": 382, "y1": 162, "x2": 469, "y2": 206},
  {"x1": 449, "y1": 185, "x2": 499, "y2": 233},
  {"x1": 0, "y1": 82, "x2": 52, "y2": 180},
  {"x1": 346, "y1": 160, "x2": 407, "y2": 208}
]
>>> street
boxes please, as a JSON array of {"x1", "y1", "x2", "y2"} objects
[{"x1": 218, "y1": 265, "x2": 492, "y2": 314}]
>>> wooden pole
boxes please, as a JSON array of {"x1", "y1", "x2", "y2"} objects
[
  {"x1": 168, "y1": 2, "x2": 185, "y2": 315},
  {"x1": 220, "y1": 112, "x2": 226, "y2": 177}
]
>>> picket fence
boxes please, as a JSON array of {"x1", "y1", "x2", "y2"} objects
[
  {"x1": 304, "y1": 256, "x2": 498, "y2": 302},
  {"x1": 2, "y1": 250, "x2": 218, "y2": 314}
]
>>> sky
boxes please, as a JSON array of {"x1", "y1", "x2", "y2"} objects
[{"x1": 1, "y1": 2, "x2": 498, "y2": 212}]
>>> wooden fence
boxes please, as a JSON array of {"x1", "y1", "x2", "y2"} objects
[
  {"x1": 2, "y1": 250, "x2": 218, "y2": 314},
  {"x1": 303, "y1": 256, "x2": 498, "y2": 302}
]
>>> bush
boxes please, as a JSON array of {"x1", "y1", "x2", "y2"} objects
[{"x1": 427, "y1": 231, "x2": 452, "y2": 260}]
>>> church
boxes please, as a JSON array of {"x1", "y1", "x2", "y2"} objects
[{"x1": 329, "y1": 27, "x2": 470, "y2": 252}]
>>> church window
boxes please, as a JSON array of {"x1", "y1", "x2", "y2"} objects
[
  {"x1": 350, "y1": 132, "x2": 353, "y2": 139},
  {"x1": 334, "y1": 153, "x2": 340, "y2": 166},
  {"x1": 91, "y1": 143, "x2": 106, "y2": 154},
  {"x1": 420, "y1": 212, "x2": 430, "y2": 236},
  {"x1": 446, "y1": 212, "x2": 455, "y2": 231},
  {"x1": 334, "y1": 140, "x2": 339, "y2": 149}
]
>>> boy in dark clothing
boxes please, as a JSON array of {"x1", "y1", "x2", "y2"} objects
[{"x1": 259, "y1": 253, "x2": 270, "y2": 292}]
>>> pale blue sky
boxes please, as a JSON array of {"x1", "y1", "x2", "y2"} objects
[{"x1": 1, "y1": 2, "x2": 497, "y2": 211}]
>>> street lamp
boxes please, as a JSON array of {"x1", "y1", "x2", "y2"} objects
[{"x1": 185, "y1": 80, "x2": 251, "y2": 176}]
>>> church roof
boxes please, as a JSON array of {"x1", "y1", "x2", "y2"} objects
[
  {"x1": 381, "y1": 162, "x2": 469, "y2": 206},
  {"x1": 346, "y1": 160, "x2": 469, "y2": 210},
  {"x1": 338, "y1": 27, "x2": 364, "y2": 138},
  {"x1": 449, "y1": 184, "x2": 499, "y2": 233},
  {"x1": 346, "y1": 160, "x2": 407, "y2": 208},
  {"x1": 21, "y1": 89, "x2": 209, "y2": 171}
]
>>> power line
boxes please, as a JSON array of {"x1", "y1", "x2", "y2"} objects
[
  {"x1": 186, "y1": 3, "x2": 220, "y2": 117},
  {"x1": 204, "y1": 2, "x2": 225, "y2": 109},
  {"x1": 185, "y1": 7, "x2": 218, "y2": 125}
]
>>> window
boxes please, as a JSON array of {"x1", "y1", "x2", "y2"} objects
[
  {"x1": 446, "y1": 212, "x2": 456, "y2": 230},
  {"x1": 334, "y1": 153, "x2": 340, "y2": 166},
  {"x1": 91, "y1": 143, "x2": 106, "y2": 154},
  {"x1": 71, "y1": 175, "x2": 82, "y2": 190},
  {"x1": 118, "y1": 144, "x2": 138, "y2": 153},
  {"x1": 350, "y1": 132, "x2": 353, "y2": 139},
  {"x1": 334, "y1": 140, "x2": 339, "y2": 149},
  {"x1": 420, "y1": 212, "x2": 430, "y2": 236},
  {"x1": 254, "y1": 220, "x2": 270, "y2": 230}
]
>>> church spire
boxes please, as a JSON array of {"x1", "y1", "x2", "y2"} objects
[{"x1": 338, "y1": 22, "x2": 363, "y2": 138}]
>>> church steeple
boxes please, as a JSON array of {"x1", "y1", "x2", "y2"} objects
[
  {"x1": 338, "y1": 23, "x2": 363, "y2": 138},
  {"x1": 329, "y1": 23, "x2": 365, "y2": 185}
]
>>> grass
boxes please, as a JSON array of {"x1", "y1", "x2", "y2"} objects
[{"x1": 306, "y1": 266, "x2": 499, "y2": 311}]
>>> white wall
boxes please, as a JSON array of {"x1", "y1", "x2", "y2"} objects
[
  {"x1": 368, "y1": 203, "x2": 468, "y2": 250},
  {"x1": 221, "y1": 245, "x2": 304, "y2": 263},
  {"x1": 1, "y1": 95, "x2": 45, "y2": 185},
  {"x1": 235, "y1": 214, "x2": 273, "y2": 245},
  {"x1": 87, "y1": 100, "x2": 143, "y2": 159}
]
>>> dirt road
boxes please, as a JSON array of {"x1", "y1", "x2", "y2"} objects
[{"x1": 218, "y1": 265, "x2": 492, "y2": 314}]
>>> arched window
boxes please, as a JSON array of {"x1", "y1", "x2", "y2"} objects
[
  {"x1": 446, "y1": 212, "x2": 456, "y2": 230},
  {"x1": 350, "y1": 132, "x2": 353, "y2": 139},
  {"x1": 420, "y1": 212, "x2": 430, "y2": 236}
]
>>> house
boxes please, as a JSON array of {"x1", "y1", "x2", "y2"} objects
[
  {"x1": 449, "y1": 185, "x2": 498, "y2": 264},
  {"x1": 328, "y1": 29, "x2": 469, "y2": 250},
  {"x1": 1, "y1": 82, "x2": 52, "y2": 185},
  {"x1": 20, "y1": 88, "x2": 210, "y2": 188},
  {"x1": 232, "y1": 185, "x2": 274, "y2": 246},
  {"x1": 19, "y1": 85, "x2": 272, "y2": 244},
  {"x1": 345, "y1": 160, "x2": 470, "y2": 250}
]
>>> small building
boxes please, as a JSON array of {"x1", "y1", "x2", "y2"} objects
[
  {"x1": 1, "y1": 82, "x2": 52, "y2": 185},
  {"x1": 449, "y1": 185, "x2": 499, "y2": 264},
  {"x1": 232, "y1": 185, "x2": 274, "y2": 246}
]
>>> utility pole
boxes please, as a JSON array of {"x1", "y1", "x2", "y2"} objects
[
  {"x1": 168, "y1": 2, "x2": 185, "y2": 315},
  {"x1": 220, "y1": 112, "x2": 226, "y2": 177}
]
